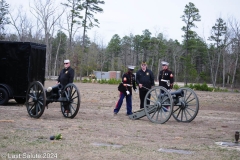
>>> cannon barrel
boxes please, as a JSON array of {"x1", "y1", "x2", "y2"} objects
[
  {"x1": 171, "y1": 89, "x2": 184, "y2": 97},
  {"x1": 47, "y1": 84, "x2": 63, "y2": 94}
]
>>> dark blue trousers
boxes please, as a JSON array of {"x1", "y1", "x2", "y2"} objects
[{"x1": 114, "y1": 92, "x2": 132, "y2": 115}]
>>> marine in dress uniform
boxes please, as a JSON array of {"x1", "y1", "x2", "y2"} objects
[
  {"x1": 114, "y1": 65, "x2": 137, "y2": 115},
  {"x1": 136, "y1": 61, "x2": 155, "y2": 109},
  {"x1": 158, "y1": 61, "x2": 174, "y2": 90}
]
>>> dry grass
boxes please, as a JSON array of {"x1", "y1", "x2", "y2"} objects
[{"x1": 0, "y1": 81, "x2": 240, "y2": 160}]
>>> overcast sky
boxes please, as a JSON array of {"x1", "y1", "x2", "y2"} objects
[{"x1": 6, "y1": 0, "x2": 240, "y2": 45}]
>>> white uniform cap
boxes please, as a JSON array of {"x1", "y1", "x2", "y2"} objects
[
  {"x1": 161, "y1": 61, "x2": 169, "y2": 66},
  {"x1": 64, "y1": 59, "x2": 70, "y2": 63},
  {"x1": 128, "y1": 65, "x2": 135, "y2": 70}
]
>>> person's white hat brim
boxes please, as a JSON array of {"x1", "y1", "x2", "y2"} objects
[
  {"x1": 64, "y1": 59, "x2": 70, "y2": 63},
  {"x1": 161, "y1": 61, "x2": 169, "y2": 66},
  {"x1": 128, "y1": 65, "x2": 135, "y2": 70}
]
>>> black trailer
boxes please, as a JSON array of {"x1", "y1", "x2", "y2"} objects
[{"x1": 0, "y1": 41, "x2": 46, "y2": 105}]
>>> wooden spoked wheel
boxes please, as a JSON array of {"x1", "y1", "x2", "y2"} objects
[
  {"x1": 144, "y1": 86, "x2": 173, "y2": 124},
  {"x1": 60, "y1": 83, "x2": 80, "y2": 118},
  {"x1": 26, "y1": 81, "x2": 46, "y2": 118},
  {"x1": 172, "y1": 88, "x2": 199, "y2": 122}
]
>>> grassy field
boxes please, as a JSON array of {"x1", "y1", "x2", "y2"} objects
[{"x1": 0, "y1": 81, "x2": 240, "y2": 160}]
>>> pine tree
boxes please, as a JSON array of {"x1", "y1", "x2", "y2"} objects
[
  {"x1": 208, "y1": 18, "x2": 227, "y2": 88},
  {"x1": 61, "y1": 0, "x2": 83, "y2": 45},
  {"x1": 81, "y1": 0, "x2": 105, "y2": 53},
  {"x1": 81, "y1": 0, "x2": 104, "y2": 78},
  {"x1": 181, "y1": 2, "x2": 201, "y2": 85}
]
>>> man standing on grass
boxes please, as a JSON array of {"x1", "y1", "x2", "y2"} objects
[
  {"x1": 136, "y1": 61, "x2": 155, "y2": 109},
  {"x1": 158, "y1": 61, "x2": 174, "y2": 90},
  {"x1": 114, "y1": 65, "x2": 137, "y2": 116}
]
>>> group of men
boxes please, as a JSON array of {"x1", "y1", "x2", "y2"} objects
[
  {"x1": 114, "y1": 61, "x2": 174, "y2": 116},
  {"x1": 56, "y1": 59, "x2": 174, "y2": 115}
]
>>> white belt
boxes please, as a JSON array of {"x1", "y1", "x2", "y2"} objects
[{"x1": 161, "y1": 79, "x2": 170, "y2": 86}]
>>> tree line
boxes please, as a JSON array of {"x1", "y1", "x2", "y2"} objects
[{"x1": 0, "y1": 0, "x2": 240, "y2": 89}]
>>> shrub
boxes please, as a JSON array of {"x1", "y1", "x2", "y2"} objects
[
  {"x1": 185, "y1": 83, "x2": 212, "y2": 91},
  {"x1": 183, "y1": 83, "x2": 229, "y2": 92},
  {"x1": 82, "y1": 78, "x2": 90, "y2": 83},
  {"x1": 173, "y1": 84, "x2": 180, "y2": 90},
  {"x1": 108, "y1": 78, "x2": 121, "y2": 84},
  {"x1": 97, "y1": 78, "x2": 121, "y2": 84}
]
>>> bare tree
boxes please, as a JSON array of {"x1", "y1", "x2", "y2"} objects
[
  {"x1": 98, "y1": 41, "x2": 107, "y2": 79},
  {"x1": 228, "y1": 18, "x2": 240, "y2": 89},
  {"x1": 171, "y1": 42, "x2": 184, "y2": 82},
  {"x1": 61, "y1": 0, "x2": 82, "y2": 46},
  {"x1": 60, "y1": 11, "x2": 81, "y2": 56},
  {"x1": 30, "y1": 0, "x2": 64, "y2": 78},
  {"x1": 61, "y1": 0, "x2": 83, "y2": 70},
  {"x1": 221, "y1": 29, "x2": 232, "y2": 88},
  {"x1": 9, "y1": 6, "x2": 34, "y2": 42}
]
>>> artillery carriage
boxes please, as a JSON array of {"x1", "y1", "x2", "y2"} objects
[
  {"x1": 26, "y1": 81, "x2": 80, "y2": 119},
  {"x1": 129, "y1": 86, "x2": 199, "y2": 124}
]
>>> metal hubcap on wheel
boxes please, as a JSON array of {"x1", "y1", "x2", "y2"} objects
[
  {"x1": 33, "y1": 97, "x2": 38, "y2": 102},
  {"x1": 180, "y1": 101, "x2": 186, "y2": 109}
]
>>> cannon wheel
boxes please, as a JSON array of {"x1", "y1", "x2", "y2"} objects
[
  {"x1": 144, "y1": 86, "x2": 173, "y2": 124},
  {"x1": 60, "y1": 83, "x2": 80, "y2": 118},
  {"x1": 172, "y1": 87, "x2": 199, "y2": 122},
  {"x1": 25, "y1": 81, "x2": 46, "y2": 118}
]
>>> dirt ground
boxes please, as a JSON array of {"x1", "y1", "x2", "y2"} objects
[{"x1": 0, "y1": 81, "x2": 240, "y2": 160}]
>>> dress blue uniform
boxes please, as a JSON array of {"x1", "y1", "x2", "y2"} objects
[
  {"x1": 114, "y1": 65, "x2": 137, "y2": 115},
  {"x1": 158, "y1": 61, "x2": 174, "y2": 90}
]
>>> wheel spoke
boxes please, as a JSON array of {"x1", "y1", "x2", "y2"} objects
[
  {"x1": 186, "y1": 97, "x2": 196, "y2": 104},
  {"x1": 71, "y1": 89, "x2": 76, "y2": 97},
  {"x1": 184, "y1": 108, "x2": 193, "y2": 120},
  {"x1": 29, "y1": 103, "x2": 36, "y2": 111}
]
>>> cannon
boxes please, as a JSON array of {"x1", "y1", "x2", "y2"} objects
[
  {"x1": 25, "y1": 81, "x2": 80, "y2": 119},
  {"x1": 129, "y1": 86, "x2": 199, "y2": 124}
]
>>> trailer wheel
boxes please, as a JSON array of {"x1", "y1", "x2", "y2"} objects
[
  {"x1": 26, "y1": 81, "x2": 46, "y2": 118},
  {"x1": 0, "y1": 88, "x2": 9, "y2": 105}
]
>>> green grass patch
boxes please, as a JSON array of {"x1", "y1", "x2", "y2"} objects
[{"x1": 183, "y1": 83, "x2": 228, "y2": 92}]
